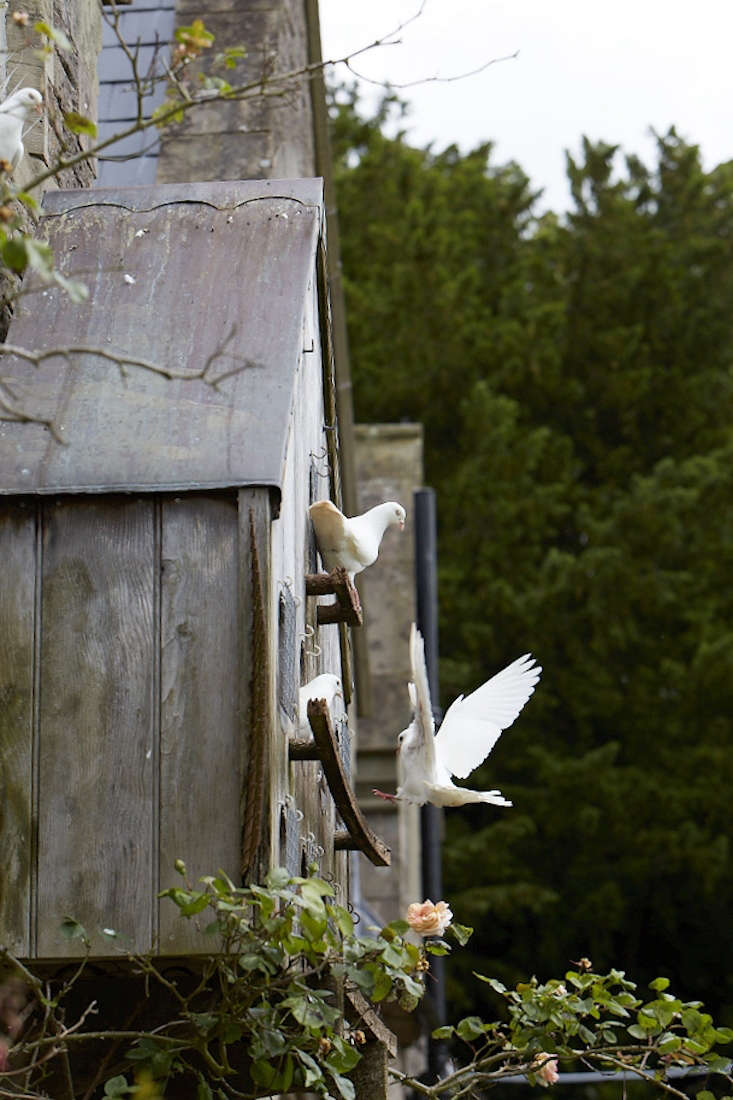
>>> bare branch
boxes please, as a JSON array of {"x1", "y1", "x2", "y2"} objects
[{"x1": 344, "y1": 49, "x2": 520, "y2": 91}]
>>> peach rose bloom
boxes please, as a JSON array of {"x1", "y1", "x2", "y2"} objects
[
  {"x1": 406, "y1": 899, "x2": 453, "y2": 936},
  {"x1": 534, "y1": 1054, "x2": 559, "y2": 1086}
]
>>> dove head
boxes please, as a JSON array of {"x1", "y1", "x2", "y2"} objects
[
  {"x1": 2, "y1": 88, "x2": 43, "y2": 119},
  {"x1": 389, "y1": 503, "x2": 406, "y2": 530},
  {"x1": 397, "y1": 720, "x2": 418, "y2": 757}
]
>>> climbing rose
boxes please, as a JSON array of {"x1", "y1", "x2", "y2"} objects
[
  {"x1": 534, "y1": 1054, "x2": 559, "y2": 1086},
  {"x1": 406, "y1": 899, "x2": 452, "y2": 936}
]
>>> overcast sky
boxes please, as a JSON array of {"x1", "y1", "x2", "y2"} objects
[{"x1": 318, "y1": 1, "x2": 733, "y2": 213}]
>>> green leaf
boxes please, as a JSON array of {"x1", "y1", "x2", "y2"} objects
[
  {"x1": 103, "y1": 1077, "x2": 130, "y2": 1098},
  {"x1": 327, "y1": 1036, "x2": 362, "y2": 1074},
  {"x1": 425, "y1": 940, "x2": 450, "y2": 955},
  {"x1": 383, "y1": 919, "x2": 410, "y2": 937},
  {"x1": 1, "y1": 237, "x2": 28, "y2": 273},
  {"x1": 649, "y1": 977, "x2": 671, "y2": 992},
  {"x1": 179, "y1": 892, "x2": 210, "y2": 917},
  {"x1": 190, "y1": 1012, "x2": 217, "y2": 1034},
  {"x1": 297, "y1": 1050, "x2": 323, "y2": 1088},
  {"x1": 34, "y1": 20, "x2": 71, "y2": 49},
  {"x1": 328, "y1": 1069, "x2": 356, "y2": 1100},
  {"x1": 704, "y1": 1056, "x2": 732, "y2": 1075},
  {"x1": 60, "y1": 916, "x2": 89, "y2": 944},
  {"x1": 449, "y1": 921, "x2": 473, "y2": 946},
  {"x1": 16, "y1": 192, "x2": 39, "y2": 211},
  {"x1": 432, "y1": 1025, "x2": 455, "y2": 1039},
  {"x1": 474, "y1": 974, "x2": 507, "y2": 994},
  {"x1": 266, "y1": 865, "x2": 291, "y2": 889},
  {"x1": 250, "y1": 1060, "x2": 278, "y2": 1090},
  {"x1": 329, "y1": 903, "x2": 355, "y2": 937},
  {"x1": 456, "y1": 1015, "x2": 487, "y2": 1041},
  {"x1": 628, "y1": 1024, "x2": 650, "y2": 1039},
  {"x1": 64, "y1": 111, "x2": 97, "y2": 138}
]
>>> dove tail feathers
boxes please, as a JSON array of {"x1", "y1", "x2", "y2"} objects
[{"x1": 471, "y1": 790, "x2": 513, "y2": 808}]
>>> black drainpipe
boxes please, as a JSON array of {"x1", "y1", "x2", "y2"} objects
[{"x1": 414, "y1": 488, "x2": 449, "y2": 1081}]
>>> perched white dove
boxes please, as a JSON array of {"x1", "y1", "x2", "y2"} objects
[
  {"x1": 373, "y1": 625, "x2": 541, "y2": 808},
  {"x1": 298, "y1": 673, "x2": 343, "y2": 734},
  {"x1": 309, "y1": 499, "x2": 406, "y2": 582},
  {"x1": 0, "y1": 88, "x2": 43, "y2": 172}
]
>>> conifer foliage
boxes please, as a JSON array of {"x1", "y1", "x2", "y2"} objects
[{"x1": 330, "y1": 88, "x2": 733, "y2": 1024}]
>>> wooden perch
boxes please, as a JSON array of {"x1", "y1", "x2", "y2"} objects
[
  {"x1": 289, "y1": 698, "x2": 391, "y2": 867},
  {"x1": 305, "y1": 567, "x2": 363, "y2": 627}
]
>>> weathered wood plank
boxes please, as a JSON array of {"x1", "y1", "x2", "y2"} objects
[
  {"x1": 37, "y1": 498, "x2": 155, "y2": 957},
  {"x1": 158, "y1": 495, "x2": 242, "y2": 954},
  {"x1": 238, "y1": 488, "x2": 273, "y2": 881},
  {"x1": 0, "y1": 502, "x2": 37, "y2": 955}
]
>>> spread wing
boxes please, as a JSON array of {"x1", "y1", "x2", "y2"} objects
[
  {"x1": 409, "y1": 624, "x2": 437, "y2": 775},
  {"x1": 434, "y1": 654, "x2": 541, "y2": 779}
]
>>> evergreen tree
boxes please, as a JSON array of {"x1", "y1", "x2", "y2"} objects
[{"x1": 330, "y1": 89, "x2": 733, "y2": 1024}]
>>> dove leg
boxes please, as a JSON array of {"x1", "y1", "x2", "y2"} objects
[{"x1": 371, "y1": 788, "x2": 398, "y2": 802}]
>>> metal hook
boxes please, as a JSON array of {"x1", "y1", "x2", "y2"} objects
[{"x1": 302, "y1": 623, "x2": 321, "y2": 658}]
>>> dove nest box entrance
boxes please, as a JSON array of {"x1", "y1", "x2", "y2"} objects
[{"x1": 305, "y1": 567, "x2": 363, "y2": 627}]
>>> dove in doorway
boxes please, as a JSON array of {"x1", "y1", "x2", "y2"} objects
[
  {"x1": 373, "y1": 625, "x2": 541, "y2": 808},
  {"x1": 309, "y1": 499, "x2": 405, "y2": 583},
  {"x1": 298, "y1": 673, "x2": 343, "y2": 734},
  {"x1": 0, "y1": 88, "x2": 43, "y2": 173}
]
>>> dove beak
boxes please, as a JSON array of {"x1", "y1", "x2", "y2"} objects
[{"x1": 399, "y1": 518, "x2": 405, "y2": 530}]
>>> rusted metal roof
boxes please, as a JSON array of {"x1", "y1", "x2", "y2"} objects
[{"x1": 0, "y1": 178, "x2": 324, "y2": 498}]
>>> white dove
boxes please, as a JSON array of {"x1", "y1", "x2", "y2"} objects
[
  {"x1": 373, "y1": 625, "x2": 541, "y2": 808},
  {"x1": 0, "y1": 88, "x2": 43, "y2": 172},
  {"x1": 298, "y1": 673, "x2": 343, "y2": 734},
  {"x1": 309, "y1": 499, "x2": 406, "y2": 583}
]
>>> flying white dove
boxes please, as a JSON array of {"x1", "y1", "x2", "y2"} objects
[
  {"x1": 0, "y1": 88, "x2": 43, "y2": 172},
  {"x1": 298, "y1": 673, "x2": 343, "y2": 734},
  {"x1": 309, "y1": 499, "x2": 406, "y2": 583},
  {"x1": 373, "y1": 625, "x2": 541, "y2": 808}
]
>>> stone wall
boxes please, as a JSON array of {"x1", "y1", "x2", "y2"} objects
[
  {"x1": 3, "y1": 0, "x2": 100, "y2": 190},
  {"x1": 1, "y1": 0, "x2": 100, "y2": 333},
  {"x1": 354, "y1": 423, "x2": 424, "y2": 926},
  {"x1": 156, "y1": 0, "x2": 315, "y2": 183}
]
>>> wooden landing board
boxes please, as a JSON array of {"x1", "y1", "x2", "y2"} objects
[
  {"x1": 290, "y1": 699, "x2": 390, "y2": 867},
  {"x1": 305, "y1": 569, "x2": 362, "y2": 627}
]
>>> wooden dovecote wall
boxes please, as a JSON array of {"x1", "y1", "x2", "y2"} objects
[{"x1": 0, "y1": 177, "x2": 388, "y2": 963}]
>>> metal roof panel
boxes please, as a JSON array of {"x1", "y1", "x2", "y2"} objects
[{"x1": 0, "y1": 179, "x2": 324, "y2": 496}]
